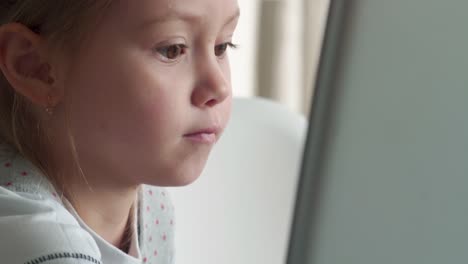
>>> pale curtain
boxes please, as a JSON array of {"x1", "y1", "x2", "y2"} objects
[{"x1": 255, "y1": 0, "x2": 330, "y2": 115}]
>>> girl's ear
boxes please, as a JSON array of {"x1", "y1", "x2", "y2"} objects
[{"x1": 0, "y1": 23, "x2": 61, "y2": 109}]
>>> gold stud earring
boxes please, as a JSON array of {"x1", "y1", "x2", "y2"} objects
[
  {"x1": 45, "y1": 94, "x2": 54, "y2": 115},
  {"x1": 45, "y1": 106, "x2": 54, "y2": 115}
]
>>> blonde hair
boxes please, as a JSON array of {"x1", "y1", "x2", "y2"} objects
[
  {"x1": 0, "y1": 1, "x2": 113, "y2": 187},
  {"x1": 0, "y1": 1, "x2": 138, "y2": 251}
]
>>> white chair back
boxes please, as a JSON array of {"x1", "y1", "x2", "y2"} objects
[{"x1": 170, "y1": 97, "x2": 307, "y2": 264}]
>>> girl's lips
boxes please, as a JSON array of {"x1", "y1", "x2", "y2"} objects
[
  {"x1": 183, "y1": 126, "x2": 221, "y2": 144},
  {"x1": 183, "y1": 132, "x2": 217, "y2": 144}
]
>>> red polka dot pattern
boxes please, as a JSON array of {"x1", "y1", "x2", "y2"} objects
[{"x1": 138, "y1": 185, "x2": 175, "y2": 264}]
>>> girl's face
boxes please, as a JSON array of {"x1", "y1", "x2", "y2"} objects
[{"x1": 52, "y1": 0, "x2": 239, "y2": 186}]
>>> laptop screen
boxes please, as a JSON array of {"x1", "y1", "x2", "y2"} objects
[{"x1": 287, "y1": 0, "x2": 468, "y2": 263}]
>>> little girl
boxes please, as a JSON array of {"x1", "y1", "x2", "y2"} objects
[{"x1": 0, "y1": 0, "x2": 239, "y2": 263}]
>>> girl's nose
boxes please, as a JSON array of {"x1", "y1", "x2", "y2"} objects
[{"x1": 191, "y1": 58, "x2": 230, "y2": 108}]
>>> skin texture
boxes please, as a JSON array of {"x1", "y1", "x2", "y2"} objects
[{"x1": 0, "y1": 0, "x2": 239, "y2": 250}]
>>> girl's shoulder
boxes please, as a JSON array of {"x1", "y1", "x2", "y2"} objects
[
  {"x1": 0, "y1": 144, "x2": 102, "y2": 264},
  {"x1": 0, "y1": 143, "x2": 176, "y2": 264},
  {"x1": 0, "y1": 143, "x2": 59, "y2": 201}
]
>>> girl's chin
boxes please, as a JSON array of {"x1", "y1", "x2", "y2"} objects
[
  {"x1": 144, "y1": 167, "x2": 205, "y2": 187},
  {"x1": 171, "y1": 175, "x2": 202, "y2": 187}
]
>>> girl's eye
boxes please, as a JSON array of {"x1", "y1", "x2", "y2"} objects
[
  {"x1": 156, "y1": 44, "x2": 187, "y2": 61},
  {"x1": 215, "y1": 42, "x2": 238, "y2": 57}
]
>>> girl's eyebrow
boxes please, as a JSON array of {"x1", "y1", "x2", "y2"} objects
[
  {"x1": 223, "y1": 9, "x2": 241, "y2": 27},
  {"x1": 137, "y1": 8, "x2": 240, "y2": 30}
]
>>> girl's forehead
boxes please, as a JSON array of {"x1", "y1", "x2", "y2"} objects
[{"x1": 113, "y1": 0, "x2": 239, "y2": 27}]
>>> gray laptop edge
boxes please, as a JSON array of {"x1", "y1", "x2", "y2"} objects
[{"x1": 287, "y1": 0, "x2": 468, "y2": 263}]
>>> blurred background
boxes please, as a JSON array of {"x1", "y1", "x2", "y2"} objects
[{"x1": 229, "y1": 0, "x2": 330, "y2": 115}]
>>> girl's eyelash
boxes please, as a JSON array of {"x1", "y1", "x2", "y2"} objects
[
  {"x1": 153, "y1": 42, "x2": 239, "y2": 57},
  {"x1": 153, "y1": 44, "x2": 188, "y2": 51},
  {"x1": 225, "y1": 42, "x2": 239, "y2": 49}
]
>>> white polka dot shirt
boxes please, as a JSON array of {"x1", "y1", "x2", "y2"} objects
[{"x1": 0, "y1": 144, "x2": 175, "y2": 264}]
